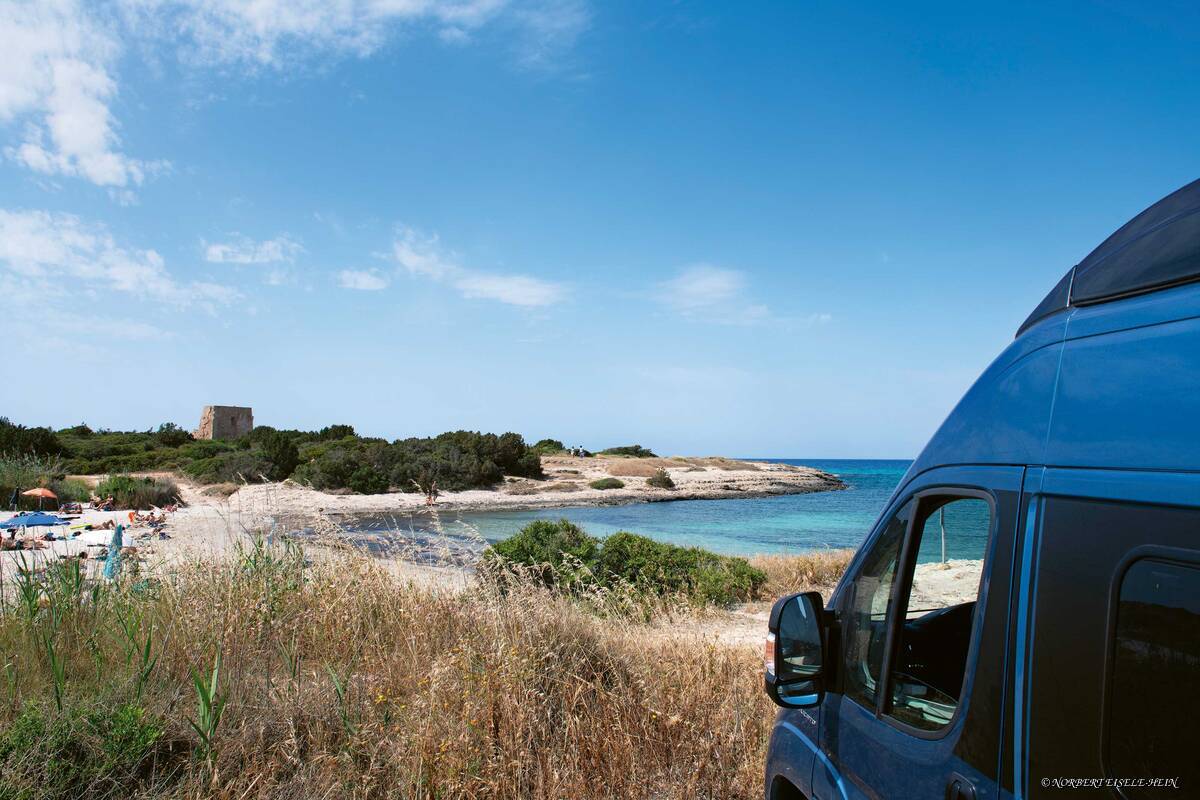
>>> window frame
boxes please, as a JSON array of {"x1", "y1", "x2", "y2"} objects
[
  {"x1": 1101, "y1": 544, "x2": 1200, "y2": 798},
  {"x1": 839, "y1": 486, "x2": 998, "y2": 741}
]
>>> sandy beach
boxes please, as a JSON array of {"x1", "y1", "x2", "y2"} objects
[{"x1": 227, "y1": 454, "x2": 846, "y2": 516}]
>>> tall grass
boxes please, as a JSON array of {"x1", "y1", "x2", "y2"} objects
[
  {"x1": 94, "y1": 475, "x2": 182, "y2": 510},
  {"x1": 750, "y1": 548, "x2": 855, "y2": 597},
  {"x1": 0, "y1": 537, "x2": 774, "y2": 799}
]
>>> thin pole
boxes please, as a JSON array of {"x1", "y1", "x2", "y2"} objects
[{"x1": 940, "y1": 507, "x2": 946, "y2": 564}]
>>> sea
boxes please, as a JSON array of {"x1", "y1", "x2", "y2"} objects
[{"x1": 337, "y1": 459, "x2": 912, "y2": 560}]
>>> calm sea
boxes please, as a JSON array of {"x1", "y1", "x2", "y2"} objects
[{"x1": 342, "y1": 459, "x2": 911, "y2": 558}]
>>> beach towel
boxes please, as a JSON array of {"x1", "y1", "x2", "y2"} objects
[{"x1": 103, "y1": 524, "x2": 124, "y2": 580}]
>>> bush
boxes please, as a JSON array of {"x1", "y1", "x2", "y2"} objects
[
  {"x1": 588, "y1": 477, "x2": 625, "y2": 490},
  {"x1": 0, "y1": 703, "x2": 171, "y2": 798},
  {"x1": 154, "y1": 423, "x2": 192, "y2": 448},
  {"x1": 485, "y1": 519, "x2": 599, "y2": 586},
  {"x1": 183, "y1": 452, "x2": 273, "y2": 484},
  {"x1": 532, "y1": 438, "x2": 565, "y2": 455},
  {"x1": 0, "y1": 417, "x2": 63, "y2": 457},
  {"x1": 485, "y1": 520, "x2": 766, "y2": 605},
  {"x1": 95, "y1": 475, "x2": 182, "y2": 509},
  {"x1": 599, "y1": 445, "x2": 657, "y2": 458},
  {"x1": 348, "y1": 465, "x2": 389, "y2": 494},
  {"x1": 645, "y1": 468, "x2": 675, "y2": 489},
  {"x1": 318, "y1": 424, "x2": 356, "y2": 441},
  {"x1": 259, "y1": 431, "x2": 300, "y2": 480},
  {"x1": 599, "y1": 532, "x2": 766, "y2": 605}
]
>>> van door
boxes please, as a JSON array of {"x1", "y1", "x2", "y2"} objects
[
  {"x1": 812, "y1": 465, "x2": 1021, "y2": 800},
  {"x1": 1011, "y1": 469, "x2": 1200, "y2": 799}
]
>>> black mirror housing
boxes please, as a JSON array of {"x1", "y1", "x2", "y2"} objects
[{"x1": 764, "y1": 590, "x2": 827, "y2": 709}]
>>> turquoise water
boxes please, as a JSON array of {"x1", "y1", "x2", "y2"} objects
[{"x1": 344, "y1": 459, "x2": 912, "y2": 558}]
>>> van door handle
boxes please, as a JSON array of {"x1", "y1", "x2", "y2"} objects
[{"x1": 945, "y1": 772, "x2": 977, "y2": 800}]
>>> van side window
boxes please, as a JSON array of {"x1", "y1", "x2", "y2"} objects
[
  {"x1": 1108, "y1": 558, "x2": 1200, "y2": 797},
  {"x1": 842, "y1": 500, "x2": 912, "y2": 711},
  {"x1": 885, "y1": 496, "x2": 990, "y2": 732}
]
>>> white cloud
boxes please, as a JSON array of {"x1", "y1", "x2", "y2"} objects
[
  {"x1": 0, "y1": 209, "x2": 237, "y2": 306},
  {"x1": 656, "y1": 264, "x2": 771, "y2": 324},
  {"x1": 338, "y1": 269, "x2": 389, "y2": 290},
  {"x1": 0, "y1": 0, "x2": 165, "y2": 188},
  {"x1": 119, "y1": 0, "x2": 589, "y2": 68},
  {"x1": 1, "y1": 0, "x2": 587, "y2": 192},
  {"x1": 204, "y1": 234, "x2": 303, "y2": 264},
  {"x1": 391, "y1": 225, "x2": 566, "y2": 307}
]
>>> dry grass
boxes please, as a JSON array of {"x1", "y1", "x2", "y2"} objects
[
  {"x1": 505, "y1": 480, "x2": 583, "y2": 495},
  {"x1": 605, "y1": 461, "x2": 662, "y2": 478},
  {"x1": 691, "y1": 458, "x2": 760, "y2": 472},
  {"x1": 0, "y1": 538, "x2": 774, "y2": 799},
  {"x1": 750, "y1": 548, "x2": 855, "y2": 597}
]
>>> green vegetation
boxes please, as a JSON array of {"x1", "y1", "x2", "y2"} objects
[
  {"x1": 531, "y1": 438, "x2": 566, "y2": 455},
  {"x1": 94, "y1": 475, "x2": 181, "y2": 510},
  {"x1": 588, "y1": 477, "x2": 625, "y2": 490},
  {"x1": 599, "y1": 444, "x2": 657, "y2": 458},
  {"x1": 0, "y1": 417, "x2": 63, "y2": 457},
  {"x1": 2, "y1": 418, "x2": 546, "y2": 495},
  {"x1": 0, "y1": 540, "x2": 776, "y2": 799},
  {"x1": 485, "y1": 519, "x2": 767, "y2": 606},
  {"x1": 0, "y1": 454, "x2": 91, "y2": 511},
  {"x1": 645, "y1": 468, "x2": 676, "y2": 489},
  {"x1": 0, "y1": 702, "x2": 170, "y2": 798},
  {"x1": 293, "y1": 430, "x2": 544, "y2": 494}
]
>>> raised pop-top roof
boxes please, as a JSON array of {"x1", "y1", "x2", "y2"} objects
[{"x1": 1018, "y1": 178, "x2": 1200, "y2": 336}]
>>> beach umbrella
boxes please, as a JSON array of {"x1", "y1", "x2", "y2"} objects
[
  {"x1": 0, "y1": 512, "x2": 68, "y2": 530},
  {"x1": 21, "y1": 487, "x2": 56, "y2": 510},
  {"x1": 103, "y1": 524, "x2": 124, "y2": 580}
]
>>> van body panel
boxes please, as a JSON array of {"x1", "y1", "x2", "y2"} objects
[
  {"x1": 1047, "y1": 313, "x2": 1200, "y2": 472},
  {"x1": 1063, "y1": 280, "x2": 1200, "y2": 340},
  {"x1": 900, "y1": 342, "x2": 1060, "y2": 489},
  {"x1": 764, "y1": 716, "x2": 828, "y2": 800},
  {"x1": 1012, "y1": 479, "x2": 1200, "y2": 798}
]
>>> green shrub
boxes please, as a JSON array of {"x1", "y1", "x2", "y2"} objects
[
  {"x1": 532, "y1": 438, "x2": 565, "y2": 455},
  {"x1": 599, "y1": 445, "x2": 656, "y2": 458},
  {"x1": 484, "y1": 521, "x2": 766, "y2": 605},
  {"x1": 259, "y1": 431, "x2": 300, "y2": 480},
  {"x1": 0, "y1": 703, "x2": 171, "y2": 798},
  {"x1": 598, "y1": 532, "x2": 765, "y2": 605},
  {"x1": 348, "y1": 465, "x2": 389, "y2": 494},
  {"x1": 95, "y1": 475, "x2": 181, "y2": 510},
  {"x1": 0, "y1": 417, "x2": 63, "y2": 457},
  {"x1": 183, "y1": 452, "x2": 273, "y2": 484},
  {"x1": 588, "y1": 477, "x2": 625, "y2": 490},
  {"x1": 154, "y1": 423, "x2": 192, "y2": 448},
  {"x1": 645, "y1": 468, "x2": 675, "y2": 489},
  {"x1": 485, "y1": 519, "x2": 600, "y2": 586},
  {"x1": 319, "y1": 424, "x2": 356, "y2": 441}
]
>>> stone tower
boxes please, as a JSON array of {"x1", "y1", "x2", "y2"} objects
[{"x1": 195, "y1": 406, "x2": 254, "y2": 440}]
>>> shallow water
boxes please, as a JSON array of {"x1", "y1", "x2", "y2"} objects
[{"x1": 338, "y1": 459, "x2": 912, "y2": 558}]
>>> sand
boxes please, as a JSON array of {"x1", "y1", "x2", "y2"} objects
[{"x1": 223, "y1": 455, "x2": 845, "y2": 518}]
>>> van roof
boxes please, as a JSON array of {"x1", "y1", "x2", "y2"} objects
[{"x1": 1018, "y1": 178, "x2": 1200, "y2": 336}]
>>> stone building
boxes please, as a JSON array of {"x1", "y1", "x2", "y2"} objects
[{"x1": 195, "y1": 406, "x2": 254, "y2": 440}]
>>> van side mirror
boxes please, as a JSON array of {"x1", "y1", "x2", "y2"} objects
[{"x1": 764, "y1": 591, "x2": 827, "y2": 709}]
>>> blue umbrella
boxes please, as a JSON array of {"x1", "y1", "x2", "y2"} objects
[
  {"x1": 0, "y1": 512, "x2": 68, "y2": 529},
  {"x1": 103, "y1": 524, "x2": 124, "y2": 579}
]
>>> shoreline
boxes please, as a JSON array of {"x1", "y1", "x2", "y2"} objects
[{"x1": 225, "y1": 455, "x2": 847, "y2": 518}]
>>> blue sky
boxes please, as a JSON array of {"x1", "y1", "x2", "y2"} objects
[{"x1": 2, "y1": 1, "x2": 1198, "y2": 457}]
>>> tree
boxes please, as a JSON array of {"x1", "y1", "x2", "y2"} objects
[{"x1": 260, "y1": 432, "x2": 300, "y2": 480}]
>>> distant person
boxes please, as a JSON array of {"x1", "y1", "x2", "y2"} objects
[{"x1": 8, "y1": 487, "x2": 18, "y2": 511}]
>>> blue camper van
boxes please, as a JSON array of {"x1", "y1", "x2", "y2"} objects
[{"x1": 762, "y1": 180, "x2": 1200, "y2": 800}]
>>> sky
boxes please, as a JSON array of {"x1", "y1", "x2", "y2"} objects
[{"x1": 1, "y1": 1, "x2": 1199, "y2": 458}]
